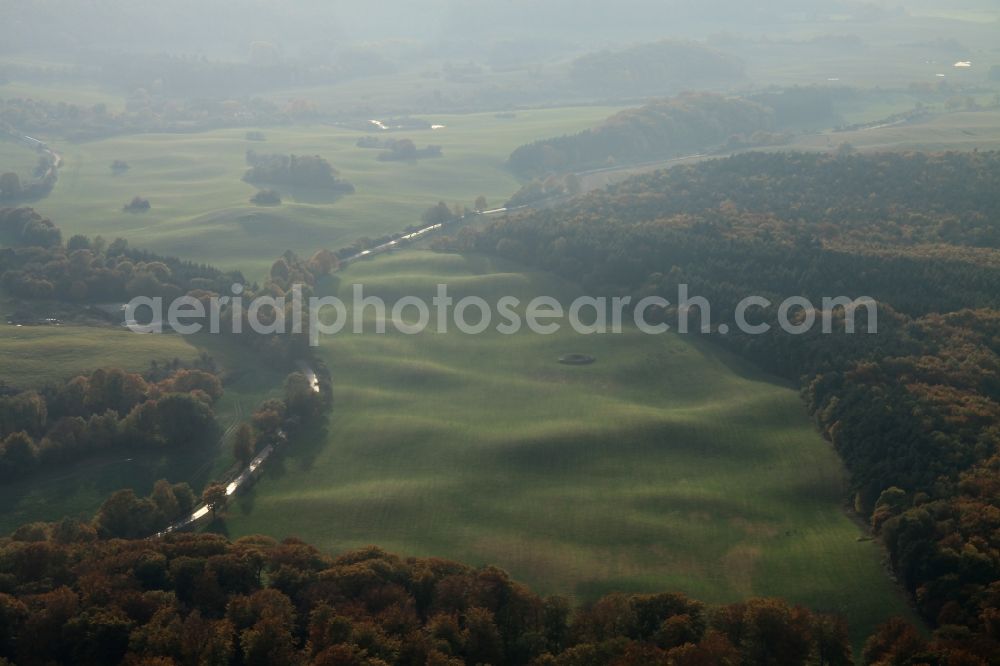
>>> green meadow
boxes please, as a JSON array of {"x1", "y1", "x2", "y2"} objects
[
  {"x1": 0, "y1": 323, "x2": 198, "y2": 388},
  {"x1": 792, "y1": 109, "x2": 1000, "y2": 152},
  {"x1": 20, "y1": 106, "x2": 619, "y2": 277},
  {"x1": 224, "y1": 250, "x2": 914, "y2": 647},
  {"x1": 0, "y1": 138, "x2": 42, "y2": 179}
]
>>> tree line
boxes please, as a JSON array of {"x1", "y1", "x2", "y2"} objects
[
  {"x1": 568, "y1": 40, "x2": 746, "y2": 98},
  {"x1": 0, "y1": 96, "x2": 289, "y2": 142},
  {"x1": 0, "y1": 365, "x2": 222, "y2": 482},
  {"x1": 0, "y1": 526, "x2": 855, "y2": 666},
  {"x1": 1, "y1": 522, "x2": 990, "y2": 665},
  {"x1": 0, "y1": 206, "x2": 341, "y2": 365},
  {"x1": 0, "y1": 207, "x2": 241, "y2": 302},
  {"x1": 507, "y1": 93, "x2": 776, "y2": 178}
]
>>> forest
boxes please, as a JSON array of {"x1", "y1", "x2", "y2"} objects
[
  {"x1": 0, "y1": 365, "x2": 222, "y2": 482},
  {"x1": 449, "y1": 150, "x2": 1000, "y2": 661},
  {"x1": 0, "y1": 528, "x2": 964, "y2": 666},
  {"x1": 507, "y1": 94, "x2": 777, "y2": 177},
  {"x1": 567, "y1": 40, "x2": 746, "y2": 97},
  {"x1": 0, "y1": 208, "x2": 241, "y2": 302},
  {"x1": 243, "y1": 152, "x2": 355, "y2": 193}
]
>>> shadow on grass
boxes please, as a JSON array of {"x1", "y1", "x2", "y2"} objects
[
  {"x1": 235, "y1": 486, "x2": 257, "y2": 515},
  {"x1": 204, "y1": 516, "x2": 230, "y2": 537},
  {"x1": 684, "y1": 335, "x2": 798, "y2": 390},
  {"x1": 284, "y1": 417, "x2": 331, "y2": 473}
]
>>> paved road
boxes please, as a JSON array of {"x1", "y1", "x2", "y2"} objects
[
  {"x1": 154, "y1": 367, "x2": 318, "y2": 537},
  {"x1": 341, "y1": 206, "x2": 525, "y2": 265}
]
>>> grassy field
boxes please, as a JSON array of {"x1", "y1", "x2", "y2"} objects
[
  {"x1": 223, "y1": 250, "x2": 914, "y2": 647},
  {"x1": 15, "y1": 106, "x2": 620, "y2": 278},
  {"x1": 0, "y1": 298, "x2": 203, "y2": 388},
  {"x1": 0, "y1": 137, "x2": 42, "y2": 179},
  {"x1": 580, "y1": 108, "x2": 1000, "y2": 190},
  {"x1": 792, "y1": 109, "x2": 1000, "y2": 152},
  {"x1": 0, "y1": 79, "x2": 126, "y2": 110}
]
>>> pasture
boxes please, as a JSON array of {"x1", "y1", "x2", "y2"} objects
[
  {"x1": 224, "y1": 250, "x2": 915, "y2": 647},
  {"x1": 13, "y1": 106, "x2": 620, "y2": 277}
]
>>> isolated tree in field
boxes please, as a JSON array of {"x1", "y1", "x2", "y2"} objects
[
  {"x1": 123, "y1": 196, "x2": 151, "y2": 212},
  {"x1": 284, "y1": 372, "x2": 323, "y2": 420},
  {"x1": 390, "y1": 138, "x2": 417, "y2": 158},
  {"x1": 474, "y1": 195, "x2": 487, "y2": 211},
  {"x1": 110, "y1": 160, "x2": 130, "y2": 174},
  {"x1": 202, "y1": 483, "x2": 228, "y2": 519},
  {"x1": 250, "y1": 189, "x2": 281, "y2": 205},
  {"x1": 307, "y1": 248, "x2": 338, "y2": 276},
  {"x1": 233, "y1": 423, "x2": 256, "y2": 466}
]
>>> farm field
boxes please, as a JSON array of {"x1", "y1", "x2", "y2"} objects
[
  {"x1": 791, "y1": 109, "x2": 1000, "y2": 152},
  {"x1": 0, "y1": 318, "x2": 200, "y2": 389},
  {"x1": 224, "y1": 250, "x2": 916, "y2": 648},
  {"x1": 0, "y1": 138, "x2": 43, "y2": 179},
  {"x1": 13, "y1": 106, "x2": 621, "y2": 278}
]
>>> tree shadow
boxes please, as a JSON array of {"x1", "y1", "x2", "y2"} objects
[
  {"x1": 204, "y1": 516, "x2": 230, "y2": 537},
  {"x1": 287, "y1": 418, "x2": 331, "y2": 473},
  {"x1": 235, "y1": 486, "x2": 257, "y2": 515}
]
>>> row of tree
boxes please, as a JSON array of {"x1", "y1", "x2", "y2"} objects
[
  {"x1": 0, "y1": 207, "x2": 242, "y2": 302},
  {"x1": 1, "y1": 204, "x2": 343, "y2": 376},
  {"x1": 0, "y1": 95, "x2": 288, "y2": 141},
  {"x1": 82, "y1": 362, "x2": 332, "y2": 542},
  {"x1": 0, "y1": 366, "x2": 222, "y2": 481}
]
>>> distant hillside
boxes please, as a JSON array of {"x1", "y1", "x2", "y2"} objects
[
  {"x1": 569, "y1": 40, "x2": 745, "y2": 97},
  {"x1": 508, "y1": 93, "x2": 775, "y2": 177}
]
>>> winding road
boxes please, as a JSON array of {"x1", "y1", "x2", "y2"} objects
[{"x1": 154, "y1": 367, "x2": 316, "y2": 537}]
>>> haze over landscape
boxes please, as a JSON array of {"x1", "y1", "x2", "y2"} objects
[{"x1": 1, "y1": 1, "x2": 1000, "y2": 664}]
